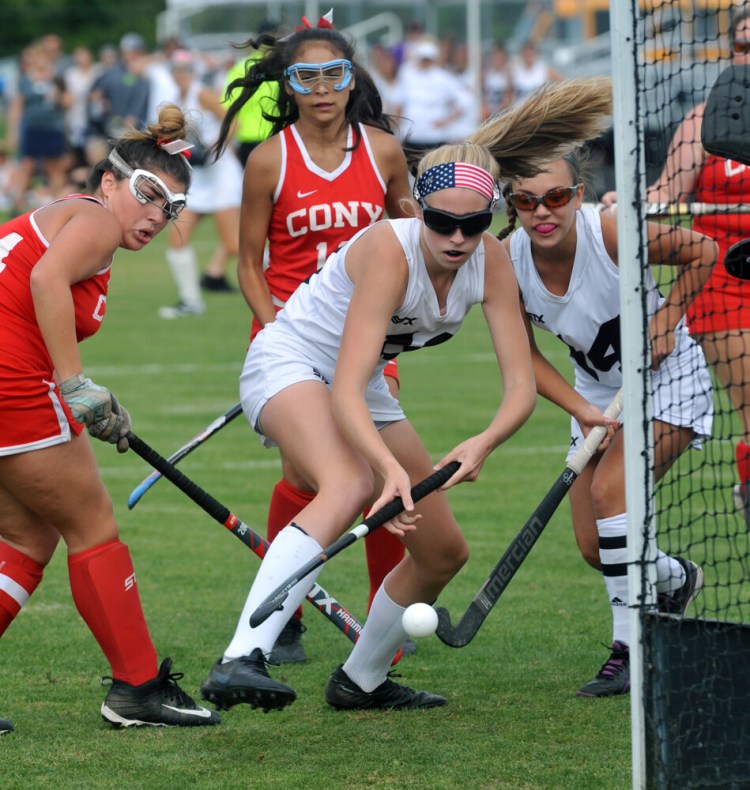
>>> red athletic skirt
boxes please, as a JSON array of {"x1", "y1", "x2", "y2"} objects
[{"x1": 0, "y1": 367, "x2": 82, "y2": 456}]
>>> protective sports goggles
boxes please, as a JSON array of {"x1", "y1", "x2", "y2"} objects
[
  {"x1": 422, "y1": 206, "x2": 494, "y2": 237},
  {"x1": 507, "y1": 184, "x2": 582, "y2": 212},
  {"x1": 284, "y1": 59, "x2": 354, "y2": 94},
  {"x1": 108, "y1": 150, "x2": 187, "y2": 220}
]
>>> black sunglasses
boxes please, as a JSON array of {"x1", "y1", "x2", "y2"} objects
[
  {"x1": 422, "y1": 206, "x2": 494, "y2": 236},
  {"x1": 507, "y1": 184, "x2": 581, "y2": 212}
]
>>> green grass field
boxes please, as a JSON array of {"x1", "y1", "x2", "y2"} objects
[{"x1": 2, "y1": 223, "x2": 634, "y2": 789}]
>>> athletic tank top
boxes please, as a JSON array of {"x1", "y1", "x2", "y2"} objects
[
  {"x1": 509, "y1": 205, "x2": 675, "y2": 389},
  {"x1": 265, "y1": 123, "x2": 388, "y2": 306},
  {"x1": 0, "y1": 195, "x2": 111, "y2": 374},
  {"x1": 693, "y1": 154, "x2": 750, "y2": 262},
  {"x1": 274, "y1": 217, "x2": 485, "y2": 370}
]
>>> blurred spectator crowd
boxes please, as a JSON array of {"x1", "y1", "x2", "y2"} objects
[{"x1": 0, "y1": 24, "x2": 563, "y2": 216}]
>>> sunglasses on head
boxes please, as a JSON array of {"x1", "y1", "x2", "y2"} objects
[
  {"x1": 734, "y1": 40, "x2": 750, "y2": 55},
  {"x1": 507, "y1": 184, "x2": 582, "y2": 212},
  {"x1": 285, "y1": 59, "x2": 354, "y2": 94},
  {"x1": 108, "y1": 150, "x2": 187, "y2": 220},
  {"x1": 422, "y1": 206, "x2": 494, "y2": 236}
]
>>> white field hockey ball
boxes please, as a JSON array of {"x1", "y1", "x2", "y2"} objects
[{"x1": 402, "y1": 603, "x2": 439, "y2": 638}]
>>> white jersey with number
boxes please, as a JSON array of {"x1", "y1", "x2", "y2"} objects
[
  {"x1": 509, "y1": 205, "x2": 713, "y2": 450},
  {"x1": 240, "y1": 217, "x2": 486, "y2": 442}
]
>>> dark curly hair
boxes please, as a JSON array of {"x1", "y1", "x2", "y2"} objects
[{"x1": 212, "y1": 26, "x2": 399, "y2": 158}]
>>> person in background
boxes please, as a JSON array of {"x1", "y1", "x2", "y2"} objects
[
  {"x1": 483, "y1": 43, "x2": 514, "y2": 118},
  {"x1": 501, "y1": 148, "x2": 715, "y2": 697},
  {"x1": 511, "y1": 40, "x2": 562, "y2": 105},
  {"x1": 394, "y1": 37, "x2": 473, "y2": 151},
  {"x1": 223, "y1": 20, "x2": 279, "y2": 168},
  {"x1": 198, "y1": 77, "x2": 612, "y2": 716},
  {"x1": 88, "y1": 33, "x2": 150, "y2": 140},
  {"x1": 0, "y1": 144, "x2": 21, "y2": 215},
  {"x1": 602, "y1": 6, "x2": 750, "y2": 522},
  {"x1": 7, "y1": 43, "x2": 72, "y2": 215},
  {"x1": 368, "y1": 42, "x2": 403, "y2": 135},
  {"x1": 0, "y1": 103, "x2": 220, "y2": 731},
  {"x1": 64, "y1": 46, "x2": 102, "y2": 176},
  {"x1": 158, "y1": 49, "x2": 243, "y2": 318},
  {"x1": 208, "y1": 17, "x2": 413, "y2": 665}
]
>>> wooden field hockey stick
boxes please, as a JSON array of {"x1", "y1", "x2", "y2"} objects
[
  {"x1": 435, "y1": 389, "x2": 624, "y2": 648},
  {"x1": 250, "y1": 461, "x2": 461, "y2": 628},
  {"x1": 126, "y1": 431, "x2": 363, "y2": 644},
  {"x1": 127, "y1": 403, "x2": 243, "y2": 509}
]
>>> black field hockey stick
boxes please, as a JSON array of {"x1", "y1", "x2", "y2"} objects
[
  {"x1": 127, "y1": 402, "x2": 243, "y2": 509},
  {"x1": 126, "y1": 432, "x2": 363, "y2": 644},
  {"x1": 436, "y1": 389, "x2": 624, "y2": 648},
  {"x1": 250, "y1": 460, "x2": 462, "y2": 628}
]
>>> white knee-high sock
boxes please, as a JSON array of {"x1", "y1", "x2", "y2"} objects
[
  {"x1": 655, "y1": 551, "x2": 686, "y2": 593},
  {"x1": 598, "y1": 513, "x2": 630, "y2": 646},
  {"x1": 166, "y1": 246, "x2": 204, "y2": 309},
  {"x1": 223, "y1": 525, "x2": 323, "y2": 661},
  {"x1": 342, "y1": 583, "x2": 407, "y2": 693}
]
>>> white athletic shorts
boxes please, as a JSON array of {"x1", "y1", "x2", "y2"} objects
[
  {"x1": 240, "y1": 324, "x2": 405, "y2": 448},
  {"x1": 185, "y1": 152, "x2": 243, "y2": 214},
  {"x1": 566, "y1": 340, "x2": 713, "y2": 463}
]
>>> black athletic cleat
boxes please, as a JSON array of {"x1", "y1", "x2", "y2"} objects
[
  {"x1": 576, "y1": 641, "x2": 630, "y2": 698},
  {"x1": 200, "y1": 274, "x2": 236, "y2": 293},
  {"x1": 657, "y1": 557, "x2": 704, "y2": 615},
  {"x1": 325, "y1": 666, "x2": 447, "y2": 711},
  {"x1": 200, "y1": 648, "x2": 296, "y2": 712},
  {"x1": 268, "y1": 618, "x2": 307, "y2": 665},
  {"x1": 0, "y1": 717, "x2": 13, "y2": 734},
  {"x1": 100, "y1": 657, "x2": 220, "y2": 728}
]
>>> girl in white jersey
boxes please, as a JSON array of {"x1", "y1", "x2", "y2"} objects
[
  {"x1": 500, "y1": 150, "x2": 717, "y2": 698},
  {"x1": 198, "y1": 79, "x2": 613, "y2": 714}
]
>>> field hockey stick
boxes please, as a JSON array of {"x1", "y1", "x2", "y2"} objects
[
  {"x1": 435, "y1": 389, "x2": 624, "y2": 648},
  {"x1": 126, "y1": 431, "x2": 363, "y2": 644},
  {"x1": 127, "y1": 402, "x2": 243, "y2": 509},
  {"x1": 250, "y1": 460, "x2": 462, "y2": 628}
]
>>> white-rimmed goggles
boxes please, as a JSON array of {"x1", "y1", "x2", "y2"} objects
[
  {"x1": 284, "y1": 58, "x2": 353, "y2": 94},
  {"x1": 108, "y1": 150, "x2": 187, "y2": 220}
]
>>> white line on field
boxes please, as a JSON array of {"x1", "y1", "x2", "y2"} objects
[
  {"x1": 99, "y1": 444, "x2": 572, "y2": 477},
  {"x1": 86, "y1": 362, "x2": 240, "y2": 376}
]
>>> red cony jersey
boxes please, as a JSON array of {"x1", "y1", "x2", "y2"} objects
[
  {"x1": 265, "y1": 123, "x2": 388, "y2": 305},
  {"x1": 0, "y1": 196, "x2": 111, "y2": 375},
  {"x1": 689, "y1": 155, "x2": 750, "y2": 332}
]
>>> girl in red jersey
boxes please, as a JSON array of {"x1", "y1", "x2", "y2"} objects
[
  {"x1": 0, "y1": 104, "x2": 220, "y2": 732},
  {"x1": 602, "y1": 8, "x2": 750, "y2": 517},
  {"x1": 212, "y1": 18, "x2": 413, "y2": 663}
]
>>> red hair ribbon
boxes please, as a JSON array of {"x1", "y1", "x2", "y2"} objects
[
  {"x1": 157, "y1": 137, "x2": 194, "y2": 159},
  {"x1": 297, "y1": 9, "x2": 334, "y2": 30}
]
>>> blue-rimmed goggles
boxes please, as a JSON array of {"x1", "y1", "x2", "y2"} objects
[
  {"x1": 108, "y1": 150, "x2": 187, "y2": 220},
  {"x1": 285, "y1": 58, "x2": 354, "y2": 94}
]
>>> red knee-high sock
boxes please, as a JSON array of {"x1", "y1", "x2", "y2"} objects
[
  {"x1": 0, "y1": 542, "x2": 44, "y2": 637},
  {"x1": 68, "y1": 539, "x2": 158, "y2": 685},
  {"x1": 737, "y1": 441, "x2": 750, "y2": 487},
  {"x1": 363, "y1": 515, "x2": 405, "y2": 612},
  {"x1": 267, "y1": 479, "x2": 316, "y2": 621}
]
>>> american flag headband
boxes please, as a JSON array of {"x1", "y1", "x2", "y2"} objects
[{"x1": 413, "y1": 162, "x2": 500, "y2": 206}]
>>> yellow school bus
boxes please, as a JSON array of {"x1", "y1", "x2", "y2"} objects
[{"x1": 547, "y1": 0, "x2": 740, "y2": 60}]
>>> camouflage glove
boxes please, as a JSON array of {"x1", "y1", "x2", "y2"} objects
[
  {"x1": 89, "y1": 393, "x2": 132, "y2": 454},
  {"x1": 58, "y1": 374, "x2": 112, "y2": 427}
]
